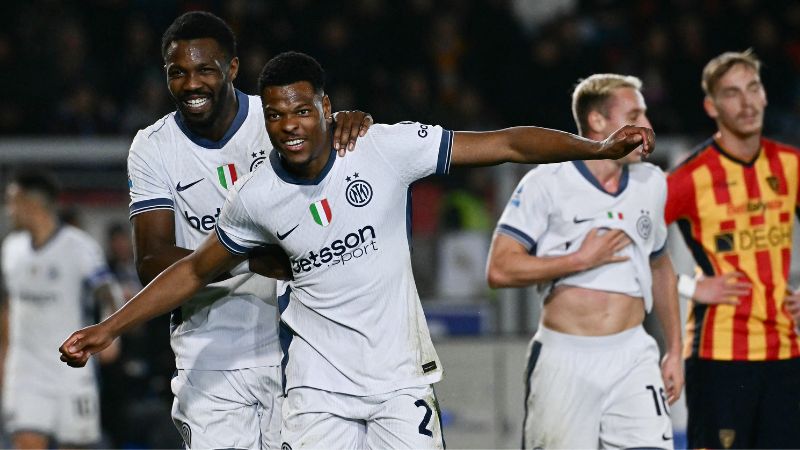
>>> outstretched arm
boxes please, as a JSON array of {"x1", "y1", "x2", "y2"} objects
[
  {"x1": 59, "y1": 232, "x2": 243, "y2": 367},
  {"x1": 452, "y1": 124, "x2": 654, "y2": 166},
  {"x1": 650, "y1": 252, "x2": 683, "y2": 405},
  {"x1": 486, "y1": 229, "x2": 631, "y2": 288}
]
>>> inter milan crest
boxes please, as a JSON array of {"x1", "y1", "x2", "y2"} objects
[
  {"x1": 636, "y1": 210, "x2": 652, "y2": 239},
  {"x1": 345, "y1": 172, "x2": 373, "y2": 207}
]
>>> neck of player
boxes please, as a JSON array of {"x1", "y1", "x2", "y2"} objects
[
  {"x1": 584, "y1": 159, "x2": 625, "y2": 193},
  {"x1": 28, "y1": 212, "x2": 59, "y2": 248},
  {"x1": 286, "y1": 134, "x2": 334, "y2": 180},
  {"x1": 715, "y1": 128, "x2": 761, "y2": 162}
]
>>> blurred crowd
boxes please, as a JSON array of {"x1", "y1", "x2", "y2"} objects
[{"x1": 2, "y1": 0, "x2": 800, "y2": 143}]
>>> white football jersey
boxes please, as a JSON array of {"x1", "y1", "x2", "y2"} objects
[
  {"x1": 1, "y1": 226, "x2": 111, "y2": 391},
  {"x1": 216, "y1": 122, "x2": 453, "y2": 395},
  {"x1": 127, "y1": 90, "x2": 279, "y2": 370},
  {"x1": 497, "y1": 161, "x2": 668, "y2": 311}
]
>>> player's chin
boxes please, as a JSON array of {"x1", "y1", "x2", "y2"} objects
[
  {"x1": 178, "y1": 106, "x2": 215, "y2": 127},
  {"x1": 277, "y1": 148, "x2": 310, "y2": 166}
]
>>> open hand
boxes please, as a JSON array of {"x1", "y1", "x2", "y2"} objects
[
  {"x1": 693, "y1": 272, "x2": 751, "y2": 305},
  {"x1": 574, "y1": 228, "x2": 632, "y2": 271}
]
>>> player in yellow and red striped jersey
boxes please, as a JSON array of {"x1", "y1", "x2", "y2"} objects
[{"x1": 666, "y1": 49, "x2": 800, "y2": 449}]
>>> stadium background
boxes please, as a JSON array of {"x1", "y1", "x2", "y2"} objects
[{"x1": 2, "y1": 0, "x2": 800, "y2": 448}]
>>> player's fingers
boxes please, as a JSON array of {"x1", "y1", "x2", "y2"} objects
[
  {"x1": 359, "y1": 114, "x2": 373, "y2": 137},
  {"x1": 608, "y1": 255, "x2": 629, "y2": 263},
  {"x1": 331, "y1": 113, "x2": 344, "y2": 154},
  {"x1": 66, "y1": 356, "x2": 88, "y2": 368},
  {"x1": 723, "y1": 271, "x2": 746, "y2": 280},
  {"x1": 610, "y1": 231, "x2": 632, "y2": 247},
  {"x1": 715, "y1": 295, "x2": 741, "y2": 305},
  {"x1": 624, "y1": 131, "x2": 643, "y2": 147},
  {"x1": 346, "y1": 118, "x2": 362, "y2": 151},
  {"x1": 62, "y1": 333, "x2": 84, "y2": 354},
  {"x1": 612, "y1": 239, "x2": 631, "y2": 253},
  {"x1": 643, "y1": 128, "x2": 655, "y2": 155},
  {"x1": 722, "y1": 286, "x2": 751, "y2": 297}
]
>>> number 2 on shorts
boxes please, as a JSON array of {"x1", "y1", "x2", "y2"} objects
[{"x1": 414, "y1": 399, "x2": 433, "y2": 437}]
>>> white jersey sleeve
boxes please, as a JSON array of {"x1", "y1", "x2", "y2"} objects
[
  {"x1": 495, "y1": 168, "x2": 552, "y2": 253},
  {"x1": 77, "y1": 234, "x2": 114, "y2": 290},
  {"x1": 128, "y1": 127, "x2": 175, "y2": 217},
  {"x1": 650, "y1": 172, "x2": 668, "y2": 257},
  {"x1": 215, "y1": 174, "x2": 277, "y2": 255},
  {"x1": 368, "y1": 122, "x2": 453, "y2": 185}
]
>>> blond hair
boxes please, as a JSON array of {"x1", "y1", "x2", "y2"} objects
[
  {"x1": 571, "y1": 74, "x2": 642, "y2": 136},
  {"x1": 702, "y1": 49, "x2": 761, "y2": 96}
]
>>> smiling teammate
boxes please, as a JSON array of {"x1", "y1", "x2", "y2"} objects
[
  {"x1": 60, "y1": 51, "x2": 654, "y2": 449},
  {"x1": 121, "y1": 13, "x2": 370, "y2": 449}
]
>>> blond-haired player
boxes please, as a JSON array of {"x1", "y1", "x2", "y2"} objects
[{"x1": 488, "y1": 74, "x2": 683, "y2": 449}]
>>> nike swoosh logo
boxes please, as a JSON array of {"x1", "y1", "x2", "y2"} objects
[
  {"x1": 573, "y1": 216, "x2": 594, "y2": 224},
  {"x1": 176, "y1": 178, "x2": 204, "y2": 192},
  {"x1": 277, "y1": 224, "x2": 299, "y2": 240},
  {"x1": 662, "y1": 433, "x2": 673, "y2": 441}
]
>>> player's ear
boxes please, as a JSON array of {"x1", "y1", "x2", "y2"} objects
[
  {"x1": 703, "y1": 95, "x2": 718, "y2": 119},
  {"x1": 227, "y1": 57, "x2": 240, "y2": 82},
  {"x1": 322, "y1": 94, "x2": 332, "y2": 124},
  {"x1": 587, "y1": 110, "x2": 606, "y2": 134}
]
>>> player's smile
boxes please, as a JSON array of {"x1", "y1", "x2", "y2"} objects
[
  {"x1": 164, "y1": 38, "x2": 238, "y2": 133},
  {"x1": 181, "y1": 93, "x2": 213, "y2": 115},
  {"x1": 262, "y1": 81, "x2": 332, "y2": 178},
  {"x1": 281, "y1": 136, "x2": 308, "y2": 152}
]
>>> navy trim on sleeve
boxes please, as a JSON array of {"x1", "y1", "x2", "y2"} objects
[
  {"x1": 436, "y1": 129, "x2": 454, "y2": 175},
  {"x1": 86, "y1": 267, "x2": 113, "y2": 288},
  {"x1": 129, "y1": 198, "x2": 175, "y2": 217},
  {"x1": 650, "y1": 243, "x2": 667, "y2": 259},
  {"x1": 496, "y1": 224, "x2": 537, "y2": 254},
  {"x1": 215, "y1": 226, "x2": 253, "y2": 256}
]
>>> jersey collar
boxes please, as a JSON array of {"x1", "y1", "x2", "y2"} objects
[
  {"x1": 269, "y1": 147, "x2": 337, "y2": 185},
  {"x1": 31, "y1": 222, "x2": 64, "y2": 252},
  {"x1": 711, "y1": 138, "x2": 762, "y2": 167},
  {"x1": 174, "y1": 89, "x2": 249, "y2": 150},
  {"x1": 572, "y1": 160, "x2": 629, "y2": 197}
]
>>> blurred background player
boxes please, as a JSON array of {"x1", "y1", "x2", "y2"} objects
[
  {"x1": 58, "y1": 51, "x2": 654, "y2": 450},
  {"x1": 0, "y1": 169, "x2": 124, "y2": 449},
  {"x1": 126, "y1": 12, "x2": 371, "y2": 449},
  {"x1": 666, "y1": 49, "x2": 800, "y2": 449},
  {"x1": 486, "y1": 74, "x2": 682, "y2": 449}
]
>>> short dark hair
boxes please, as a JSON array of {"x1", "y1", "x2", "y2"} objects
[
  {"x1": 258, "y1": 51, "x2": 325, "y2": 94},
  {"x1": 8, "y1": 169, "x2": 60, "y2": 203},
  {"x1": 161, "y1": 11, "x2": 236, "y2": 61}
]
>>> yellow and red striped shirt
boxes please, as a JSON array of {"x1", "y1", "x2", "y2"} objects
[{"x1": 666, "y1": 137, "x2": 800, "y2": 361}]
